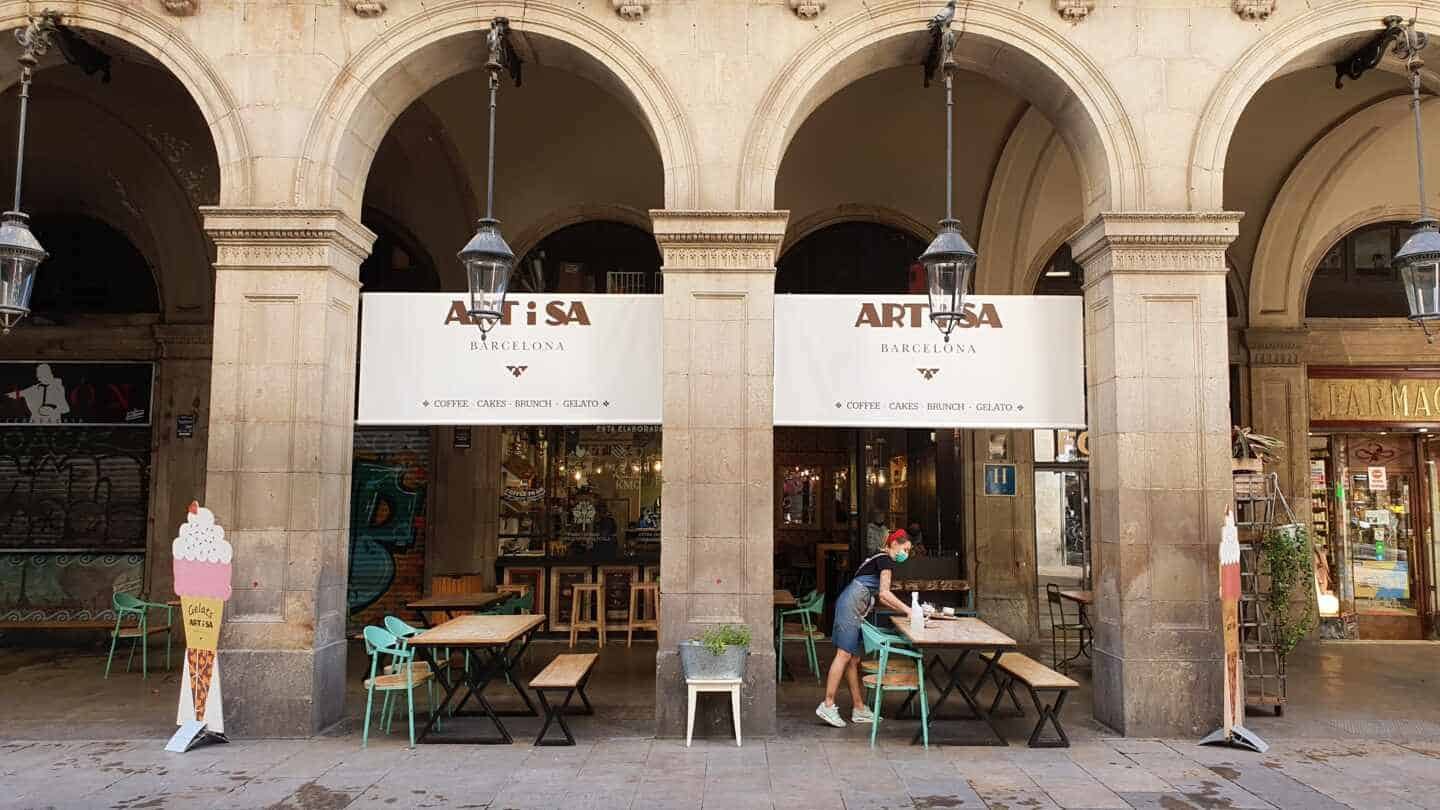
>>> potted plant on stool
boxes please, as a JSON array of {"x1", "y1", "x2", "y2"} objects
[{"x1": 678, "y1": 624, "x2": 751, "y2": 680}]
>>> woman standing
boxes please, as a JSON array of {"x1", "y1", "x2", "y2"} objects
[{"x1": 816, "y1": 529, "x2": 913, "y2": 727}]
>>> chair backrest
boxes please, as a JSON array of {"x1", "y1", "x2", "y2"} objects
[
  {"x1": 805, "y1": 592, "x2": 826, "y2": 613},
  {"x1": 432, "y1": 574, "x2": 484, "y2": 595},
  {"x1": 383, "y1": 615, "x2": 420, "y2": 640},
  {"x1": 113, "y1": 592, "x2": 146, "y2": 614},
  {"x1": 508, "y1": 591, "x2": 535, "y2": 614},
  {"x1": 859, "y1": 621, "x2": 902, "y2": 655},
  {"x1": 363, "y1": 625, "x2": 411, "y2": 660},
  {"x1": 1045, "y1": 582, "x2": 1066, "y2": 625}
]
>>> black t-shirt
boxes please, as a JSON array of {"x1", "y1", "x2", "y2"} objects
[{"x1": 855, "y1": 552, "x2": 896, "y2": 579}]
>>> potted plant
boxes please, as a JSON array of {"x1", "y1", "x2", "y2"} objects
[
  {"x1": 1232, "y1": 426, "x2": 1282, "y2": 473},
  {"x1": 678, "y1": 624, "x2": 751, "y2": 680}
]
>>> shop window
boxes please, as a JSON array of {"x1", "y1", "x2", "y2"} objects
[
  {"x1": 1304, "y1": 221, "x2": 1413, "y2": 318},
  {"x1": 777, "y1": 222, "x2": 928, "y2": 294},
  {"x1": 499, "y1": 426, "x2": 662, "y2": 558},
  {"x1": 29, "y1": 213, "x2": 159, "y2": 315},
  {"x1": 517, "y1": 221, "x2": 662, "y2": 294}
]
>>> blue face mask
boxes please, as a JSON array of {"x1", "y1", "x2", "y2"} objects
[{"x1": 893, "y1": 550, "x2": 909, "y2": 564}]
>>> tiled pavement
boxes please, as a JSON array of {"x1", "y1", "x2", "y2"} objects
[{"x1": 4, "y1": 735, "x2": 1440, "y2": 809}]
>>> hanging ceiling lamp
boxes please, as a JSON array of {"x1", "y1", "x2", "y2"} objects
[
  {"x1": 0, "y1": 14, "x2": 58, "y2": 335},
  {"x1": 459, "y1": 18, "x2": 522, "y2": 341}
]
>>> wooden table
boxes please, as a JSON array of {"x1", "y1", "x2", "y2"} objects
[
  {"x1": 773, "y1": 589, "x2": 797, "y2": 609},
  {"x1": 407, "y1": 613, "x2": 545, "y2": 744},
  {"x1": 891, "y1": 616, "x2": 1018, "y2": 746},
  {"x1": 407, "y1": 592, "x2": 506, "y2": 626}
]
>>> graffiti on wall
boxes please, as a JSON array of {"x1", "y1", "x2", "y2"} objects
[
  {"x1": 0, "y1": 552, "x2": 145, "y2": 622},
  {"x1": 0, "y1": 428, "x2": 152, "y2": 550},
  {"x1": 346, "y1": 429, "x2": 429, "y2": 619}
]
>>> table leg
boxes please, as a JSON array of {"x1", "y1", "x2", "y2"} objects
[
  {"x1": 412, "y1": 636, "x2": 535, "y2": 744},
  {"x1": 913, "y1": 646, "x2": 1008, "y2": 747}
]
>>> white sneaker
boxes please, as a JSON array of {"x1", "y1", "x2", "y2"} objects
[
  {"x1": 815, "y1": 701, "x2": 846, "y2": 728},
  {"x1": 852, "y1": 705, "x2": 876, "y2": 724}
]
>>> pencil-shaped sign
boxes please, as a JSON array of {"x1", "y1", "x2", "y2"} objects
[
  {"x1": 1219, "y1": 510, "x2": 1241, "y2": 738},
  {"x1": 173, "y1": 501, "x2": 231, "y2": 732}
]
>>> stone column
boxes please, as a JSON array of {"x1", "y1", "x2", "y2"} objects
[
  {"x1": 1246, "y1": 329, "x2": 1310, "y2": 523},
  {"x1": 1073, "y1": 212, "x2": 1240, "y2": 738},
  {"x1": 650, "y1": 210, "x2": 788, "y2": 738},
  {"x1": 147, "y1": 324, "x2": 214, "y2": 600},
  {"x1": 202, "y1": 208, "x2": 375, "y2": 737}
]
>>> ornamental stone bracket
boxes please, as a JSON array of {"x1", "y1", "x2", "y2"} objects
[
  {"x1": 612, "y1": 0, "x2": 650, "y2": 20},
  {"x1": 789, "y1": 0, "x2": 825, "y2": 19},
  {"x1": 347, "y1": 0, "x2": 386, "y2": 17},
  {"x1": 1055, "y1": 0, "x2": 1095, "y2": 22},
  {"x1": 201, "y1": 208, "x2": 376, "y2": 277},
  {"x1": 1071, "y1": 212, "x2": 1243, "y2": 276},
  {"x1": 650, "y1": 210, "x2": 790, "y2": 271},
  {"x1": 1232, "y1": 0, "x2": 1276, "y2": 21},
  {"x1": 161, "y1": 0, "x2": 198, "y2": 16},
  {"x1": 1245, "y1": 328, "x2": 1306, "y2": 367}
]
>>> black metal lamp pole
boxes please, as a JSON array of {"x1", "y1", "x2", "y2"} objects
[
  {"x1": 459, "y1": 18, "x2": 521, "y2": 341},
  {"x1": 0, "y1": 13, "x2": 58, "y2": 334}
]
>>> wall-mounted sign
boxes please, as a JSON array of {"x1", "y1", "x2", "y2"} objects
[
  {"x1": 176, "y1": 414, "x2": 196, "y2": 439},
  {"x1": 1368, "y1": 466, "x2": 1388, "y2": 491},
  {"x1": 774, "y1": 296, "x2": 1085, "y2": 429},
  {"x1": 453, "y1": 427, "x2": 472, "y2": 449},
  {"x1": 358, "y1": 294, "x2": 662, "y2": 426},
  {"x1": 984, "y1": 463, "x2": 1018, "y2": 497},
  {"x1": 1310, "y1": 375, "x2": 1440, "y2": 423},
  {"x1": 0, "y1": 361, "x2": 153, "y2": 425}
]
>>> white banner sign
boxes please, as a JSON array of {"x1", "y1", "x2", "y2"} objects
[
  {"x1": 774, "y1": 295, "x2": 1086, "y2": 429},
  {"x1": 358, "y1": 293, "x2": 662, "y2": 425}
]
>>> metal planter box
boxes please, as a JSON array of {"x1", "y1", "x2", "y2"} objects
[{"x1": 678, "y1": 640, "x2": 748, "y2": 680}]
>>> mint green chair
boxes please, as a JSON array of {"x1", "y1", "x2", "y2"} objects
[
  {"x1": 104, "y1": 592, "x2": 173, "y2": 679},
  {"x1": 362, "y1": 625, "x2": 435, "y2": 749},
  {"x1": 859, "y1": 622, "x2": 928, "y2": 749},
  {"x1": 500, "y1": 591, "x2": 535, "y2": 614},
  {"x1": 776, "y1": 591, "x2": 825, "y2": 682},
  {"x1": 382, "y1": 615, "x2": 445, "y2": 724}
]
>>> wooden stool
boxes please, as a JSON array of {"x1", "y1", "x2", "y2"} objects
[
  {"x1": 569, "y1": 583, "x2": 605, "y2": 648},
  {"x1": 627, "y1": 582, "x2": 659, "y2": 647},
  {"x1": 686, "y1": 678, "x2": 741, "y2": 747}
]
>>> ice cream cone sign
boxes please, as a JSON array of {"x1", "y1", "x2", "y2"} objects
[{"x1": 173, "y1": 501, "x2": 231, "y2": 736}]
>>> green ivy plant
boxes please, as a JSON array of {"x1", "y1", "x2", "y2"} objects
[
  {"x1": 694, "y1": 624, "x2": 752, "y2": 655},
  {"x1": 1262, "y1": 524, "x2": 1316, "y2": 656}
]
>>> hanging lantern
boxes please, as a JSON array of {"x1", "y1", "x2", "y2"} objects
[
  {"x1": 459, "y1": 218, "x2": 515, "y2": 339},
  {"x1": 1397, "y1": 220, "x2": 1440, "y2": 332},
  {"x1": 920, "y1": 219, "x2": 976, "y2": 343},
  {"x1": 0, "y1": 212, "x2": 46, "y2": 334}
]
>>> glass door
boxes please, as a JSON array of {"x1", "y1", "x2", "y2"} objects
[
  {"x1": 1034, "y1": 469, "x2": 1091, "y2": 591},
  {"x1": 1345, "y1": 434, "x2": 1422, "y2": 637}
]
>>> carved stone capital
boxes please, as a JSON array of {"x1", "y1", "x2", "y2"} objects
[
  {"x1": 1232, "y1": 0, "x2": 1275, "y2": 21},
  {"x1": 161, "y1": 0, "x2": 198, "y2": 16},
  {"x1": 1072, "y1": 212, "x2": 1243, "y2": 276},
  {"x1": 1055, "y1": 0, "x2": 1095, "y2": 22},
  {"x1": 650, "y1": 210, "x2": 790, "y2": 272},
  {"x1": 202, "y1": 208, "x2": 376, "y2": 275},
  {"x1": 348, "y1": 0, "x2": 386, "y2": 17},
  {"x1": 612, "y1": 0, "x2": 650, "y2": 20},
  {"x1": 789, "y1": 0, "x2": 825, "y2": 19},
  {"x1": 1245, "y1": 328, "x2": 1306, "y2": 367}
]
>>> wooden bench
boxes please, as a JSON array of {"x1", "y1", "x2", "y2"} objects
[
  {"x1": 528, "y1": 653, "x2": 598, "y2": 746},
  {"x1": 985, "y1": 652, "x2": 1078, "y2": 747}
]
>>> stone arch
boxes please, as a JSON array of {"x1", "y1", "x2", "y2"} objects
[
  {"x1": 296, "y1": 1, "x2": 700, "y2": 218},
  {"x1": 738, "y1": 2, "x2": 1142, "y2": 216},
  {"x1": 1191, "y1": 0, "x2": 1440, "y2": 211},
  {"x1": 779, "y1": 205, "x2": 932, "y2": 258},
  {"x1": 976, "y1": 107, "x2": 1085, "y2": 295},
  {"x1": 511, "y1": 203, "x2": 653, "y2": 262},
  {"x1": 0, "y1": 0, "x2": 251, "y2": 206},
  {"x1": 1248, "y1": 94, "x2": 1434, "y2": 327}
]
